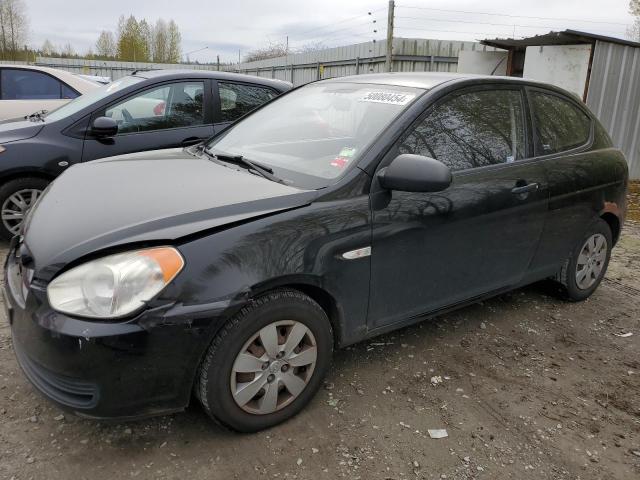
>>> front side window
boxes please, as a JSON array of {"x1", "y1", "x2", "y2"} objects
[
  {"x1": 218, "y1": 82, "x2": 277, "y2": 122},
  {"x1": 399, "y1": 89, "x2": 526, "y2": 172},
  {"x1": 105, "y1": 81, "x2": 205, "y2": 134},
  {"x1": 208, "y1": 83, "x2": 423, "y2": 188},
  {"x1": 1, "y1": 69, "x2": 67, "y2": 100},
  {"x1": 530, "y1": 91, "x2": 591, "y2": 155},
  {"x1": 45, "y1": 76, "x2": 144, "y2": 122}
]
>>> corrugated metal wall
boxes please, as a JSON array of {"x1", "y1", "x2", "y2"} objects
[
  {"x1": 26, "y1": 37, "x2": 495, "y2": 85},
  {"x1": 587, "y1": 40, "x2": 640, "y2": 180},
  {"x1": 0, "y1": 60, "x2": 28, "y2": 66},
  {"x1": 229, "y1": 37, "x2": 499, "y2": 86},
  {"x1": 25, "y1": 38, "x2": 497, "y2": 86}
]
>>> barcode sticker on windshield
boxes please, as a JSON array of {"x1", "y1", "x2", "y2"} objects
[{"x1": 359, "y1": 91, "x2": 415, "y2": 105}]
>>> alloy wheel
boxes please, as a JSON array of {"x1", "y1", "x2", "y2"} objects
[
  {"x1": 230, "y1": 320, "x2": 317, "y2": 415},
  {"x1": 1, "y1": 188, "x2": 42, "y2": 236},
  {"x1": 575, "y1": 233, "x2": 608, "y2": 290}
]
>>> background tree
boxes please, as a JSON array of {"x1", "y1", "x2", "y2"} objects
[
  {"x1": 117, "y1": 14, "x2": 149, "y2": 62},
  {"x1": 152, "y1": 18, "x2": 168, "y2": 62},
  {"x1": 91, "y1": 15, "x2": 182, "y2": 63},
  {"x1": 0, "y1": 0, "x2": 29, "y2": 60},
  {"x1": 167, "y1": 19, "x2": 181, "y2": 63},
  {"x1": 139, "y1": 19, "x2": 152, "y2": 60},
  {"x1": 61, "y1": 42, "x2": 74, "y2": 58},
  {"x1": 244, "y1": 40, "x2": 326, "y2": 62},
  {"x1": 244, "y1": 41, "x2": 288, "y2": 62},
  {"x1": 630, "y1": 0, "x2": 640, "y2": 41},
  {"x1": 40, "y1": 38, "x2": 56, "y2": 56},
  {"x1": 95, "y1": 30, "x2": 116, "y2": 58},
  {"x1": 113, "y1": 15, "x2": 180, "y2": 62}
]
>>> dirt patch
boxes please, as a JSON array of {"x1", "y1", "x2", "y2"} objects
[
  {"x1": 627, "y1": 181, "x2": 640, "y2": 224},
  {"x1": 1, "y1": 229, "x2": 639, "y2": 479}
]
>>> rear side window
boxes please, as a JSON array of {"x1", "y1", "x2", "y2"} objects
[
  {"x1": 530, "y1": 91, "x2": 591, "y2": 155},
  {"x1": 1, "y1": 69, "x2": 68, "y2": 100},
  {"x1": 61, "y1": 84, "x2": 79, "y2": 99},
  {"x1": 218, "y1": 82, "x2": 277, "y2": 123},
  {"x1": 399, "y1": 89, "x2": 526, "y2": 172},
  {"x1": 105, "y1": 81, "x2": 205, "y2": 134}
]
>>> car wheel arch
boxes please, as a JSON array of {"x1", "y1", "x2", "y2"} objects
[
  {"x1": 0, "y1": 170, "x2": 55, "y2": 186},
  {"x1": 248, "y1": 277, "x2": 344, "y2": 347},
  {"x1": 215, "y1": 277, "x2": 345, "y2": 347},
  {"x1": 284, "y1": 283, "x2": 343, "y2": 346},
  {"x1": 600, "y1": 212, "x2": 621, "y2": 246}
]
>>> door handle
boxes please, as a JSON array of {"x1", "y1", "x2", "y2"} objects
[
  {"x1": 511, "y1": 182, "x2": 539, "y2": 195},
  {"x1": 181, "y1": 137, "x2": 202, "y2": 146}
]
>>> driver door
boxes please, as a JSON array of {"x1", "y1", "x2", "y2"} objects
[
  {"x1": 82, "y1": 80, "x2": 214, "y2": 161},
  {"x1": 368, "y1": 86, "x2": 548, "y2": 329}
]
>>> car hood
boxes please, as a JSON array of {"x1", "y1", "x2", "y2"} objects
[
  {"x1": 24, "y1": 148, "x2": 317, "y2": 279},
  {"x1": 0, "y1": 118, "x2": 45, "y2": 143}
]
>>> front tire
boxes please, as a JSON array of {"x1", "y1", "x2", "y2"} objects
[
  {"x1": 0, "y1": 177, "x2": 49, "y2": 241},
  {"x1": 557, "y1": 218, "x2": 612, "y2": 302},
  {"x1": 195, "y1": 289, "x2": 333, "y2": 432}
]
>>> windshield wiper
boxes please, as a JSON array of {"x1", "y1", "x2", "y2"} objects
[
  {"x1": 25, "y1": 109, "x2": 48, "y2": 121},
  {"x1": 215, "y1": 152, "x2": 274, "y2": 174},
  {"x1": 204, "y1": 149, "x2": 286, "y2": 184}
]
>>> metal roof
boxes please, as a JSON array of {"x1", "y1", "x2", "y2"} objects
[{"x1": 481, "y1": 30, "x2": 640, "y2": 50}]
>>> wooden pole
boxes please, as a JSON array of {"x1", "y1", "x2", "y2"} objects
[{"x1": 385, "y1": 0, "x2": 395, "y2": 72}]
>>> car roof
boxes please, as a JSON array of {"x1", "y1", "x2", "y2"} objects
[
  {"x1": 132, "y1": 69, "x2": 293, "y2": 91},
  {"x1": 321, "y1": 72, "x2": 553, "y2": 91},
  {"x1": 0, "y1": 63, "x2": 100, "y2": 93}
]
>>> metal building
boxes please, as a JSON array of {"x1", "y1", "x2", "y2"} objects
[{"x1": 479, "y1": 31, "x2": 640, "y2": 180}]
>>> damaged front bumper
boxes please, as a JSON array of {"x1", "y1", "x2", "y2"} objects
[{"x1": 4, "y1": 242, "x2": 234, "y2": 420}]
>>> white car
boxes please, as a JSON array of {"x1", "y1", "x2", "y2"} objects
[
  {"x1": 0, "y1": 65, "x2": 100, "y2": 121},
  {"x1": 75, "y1": 73, "x2": 111, "y2": 85}
]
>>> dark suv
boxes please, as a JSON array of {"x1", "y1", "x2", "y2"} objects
[
  {"x1": 0, "y1": 70, "x2": 291, "y2": 239},
  {"x1": 5, "y1": 73, "x2": 627, "y2": 432}
]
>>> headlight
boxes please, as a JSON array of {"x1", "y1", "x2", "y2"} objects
[{"x1": 47, "y1": 247, "x2": 184, "y2": 319}]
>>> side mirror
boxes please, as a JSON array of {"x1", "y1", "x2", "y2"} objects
[
  {"x1": 91, "y1": 116, "x2": 118, "y2": 138},
  {"x1": 377, "y1": 154, "x2": 452, "y2": 193}
]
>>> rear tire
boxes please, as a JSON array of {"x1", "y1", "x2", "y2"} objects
[
  {"x1": 195, "y1": 289, "x2": 333, "y2": 432},
  {"x1": 0, "y1": 177, "x2": 49, "y2": 241},
  {"x1": 556, "y1": 218, "x2": 612, "y2": 302}
]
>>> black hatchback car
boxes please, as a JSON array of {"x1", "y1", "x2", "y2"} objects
[
  {"x1": 5, "y1": 73, "x2": 628, "y2": 432},
  {"x1": 0, "y1": 70, "x2": 291, "y2": 239}
]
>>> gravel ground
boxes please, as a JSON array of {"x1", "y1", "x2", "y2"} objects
[{"x1": 1, "y1": 218, "x2": 639, "y2": 479}]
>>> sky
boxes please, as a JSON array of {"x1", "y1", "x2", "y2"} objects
[{"x1": 24, "y1": 0, "x2": 636, "y2": 64}]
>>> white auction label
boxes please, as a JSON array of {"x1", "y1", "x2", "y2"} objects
[{"x1": 359, "y1": 91, "x2": 415, "y2": 105}]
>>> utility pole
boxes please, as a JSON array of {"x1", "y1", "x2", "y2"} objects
[
  {"x1": 217, "y1": 55, "x2": 220, "y2": 71},
  {"x1": 286, "y1": 35, "x2": 289, "y2": 55},
  {"x1": 385, "y1": 0, "x2": 395, "y2": 72}
]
